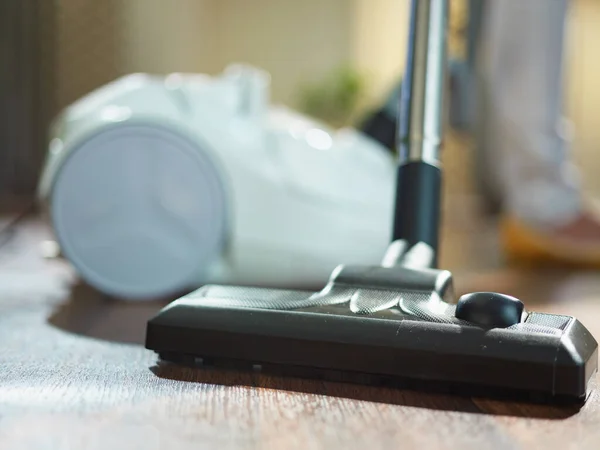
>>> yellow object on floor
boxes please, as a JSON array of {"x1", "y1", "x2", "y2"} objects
[{"x1": 500, "y1": 215, "x2": 600, "y2": 268}]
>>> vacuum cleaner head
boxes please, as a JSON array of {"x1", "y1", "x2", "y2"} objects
[
  {"x1": 145, "y1": 0, "x2": 598, "y2": 403},
  {"x1": 146, "y1": 261, "x2": 597, "y2": 403}
]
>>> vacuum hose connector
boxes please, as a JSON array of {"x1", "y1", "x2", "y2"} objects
[{"x1": 392, "y1": 0, "x2": 449, "y2": 268}]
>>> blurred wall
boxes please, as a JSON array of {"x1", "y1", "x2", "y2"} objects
[
  {"x1": 56, "y1": 0, "x2": 122, "y2": 109},
  {"x1": 352, "y1": 0, "x2": 409, "y2": 106},
  {"x1": 120, "y1": 0, "x2": 356, "y2": 107},
  {"x1": 214, "y1": 0, "x2": 354, "y2": 107},
  {"x1": 121, "y1": 0, "x2": 219, "y2": 75},
  {"x1": 52, "y1": 0, "x2": 462, "y2": 111},
  {"x1": 117, "y1": 0, "x2": 411, "y2": 108},
  {"x1": 0, "y1": 0, "x2": 56, "y2": 198},
  {"x1": 567, "y1": 0, "x2": 600, "y2": 195}
]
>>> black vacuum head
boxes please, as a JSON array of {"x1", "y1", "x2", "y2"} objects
[{"x1": 146, "y1": 264, "x2": 598, "y2": 404}]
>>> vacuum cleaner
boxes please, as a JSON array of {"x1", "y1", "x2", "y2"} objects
[
  {"x1": 145, "y1": 0, "x2": 597, "y2": 403},
  {"x1": 38, "y1": 65, "x2": 396, "y2": 300}
]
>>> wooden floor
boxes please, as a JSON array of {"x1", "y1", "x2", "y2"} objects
[
  {"x1": 2, "y1": 132, "x2": 600, "y2": 449},
  {"x1": 1, "y1": 217, "x2": 600, "y2": 449}
]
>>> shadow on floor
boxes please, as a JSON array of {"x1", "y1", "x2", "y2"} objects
[
  {"x1": 150, "y1": 360, "x2": 583, "y2": 419},
  {"x1": 48, "y1": 281, "x2": 171, "y2": 345}
]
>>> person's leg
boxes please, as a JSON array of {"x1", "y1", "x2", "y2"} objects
[
  {"x1": 479, "y1": 0, "x2": 600, "y2": 265},
  {"x1": 481, "y1": 0, "x2": 581, "y2": 229}
]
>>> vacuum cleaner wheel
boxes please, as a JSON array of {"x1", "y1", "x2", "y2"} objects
[{"x1": 51, "y1": 123, "x2": 227, "y2": 300}]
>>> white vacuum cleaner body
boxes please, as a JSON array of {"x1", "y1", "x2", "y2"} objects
[{"x1": 38, "y1": 65, "x2": 396, "y2": 300}]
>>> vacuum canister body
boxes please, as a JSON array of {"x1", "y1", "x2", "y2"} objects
[{"x1": 38, "y1": 65, "x2": 396, "y2": 300}]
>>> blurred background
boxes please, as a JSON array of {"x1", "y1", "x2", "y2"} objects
[
  {"x1": 2, "y1": 0, "x2": 600, "y2": 201},
  {"x1": 2, "y1": 0, "x2": 600, "y2": 295}
]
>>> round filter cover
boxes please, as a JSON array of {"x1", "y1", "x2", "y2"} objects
[{"x1": 51, "y1": 123, "x2": 227, "y2": 300}]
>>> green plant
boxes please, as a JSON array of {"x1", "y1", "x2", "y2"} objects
[{"x1": 297, "y1": 65, "x2": 367, "y2": 128}]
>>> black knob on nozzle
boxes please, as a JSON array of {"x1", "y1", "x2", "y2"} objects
[{"x1": 455, "y1": 292, "x2": 525, "y2": 328}]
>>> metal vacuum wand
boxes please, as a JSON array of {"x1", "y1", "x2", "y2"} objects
[{"x1": 391, "y1": 0, "x2": 449, "y2": 268}]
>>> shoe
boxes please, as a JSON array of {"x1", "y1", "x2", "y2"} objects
[{"x1": 500, "y1": 210, "x2": 600, "y2": 268}]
